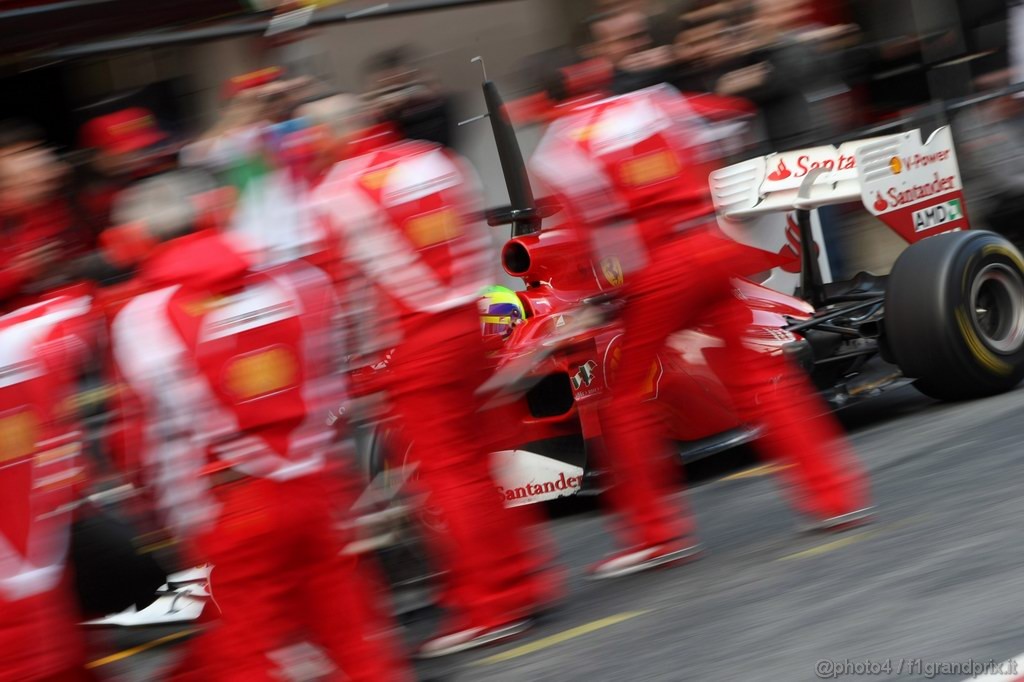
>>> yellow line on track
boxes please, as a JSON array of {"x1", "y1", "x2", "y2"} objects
[
  {"x1": 777, "y1": 530, "x2": 878, "y2": 562},
  {"x1": 776, "y1": 516, "x2": 922, "y2": 562},
  {"x1": 721, "y1": 463, "x2": 789, "y2": 481},
  {"x1": 86, "y1": 628, "x2": 195, "y2": 669},
  {"x1": 138, "y1": 538, "x2": 179, "y2": 554},
  {"x1": 473, "y1": 611, "x2": 650, "y2": 666}
]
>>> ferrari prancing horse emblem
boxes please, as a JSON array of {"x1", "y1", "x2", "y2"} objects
[{"x1": 600, "y1": 256, "x2": 624, "y2": 287}]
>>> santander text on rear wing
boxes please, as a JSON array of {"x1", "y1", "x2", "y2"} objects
[{"x1": 709, "y1": 127, "x2": 968, "y2": 244}]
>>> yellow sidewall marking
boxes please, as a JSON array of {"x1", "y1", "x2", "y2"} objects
[
  {"x1": 955, "y1": 308, "x2": 1011, "y2": 375},
  {"x1": 982, "y1": 244, "x2": 1024, "y2": 274}
]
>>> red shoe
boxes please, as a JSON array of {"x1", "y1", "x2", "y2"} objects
[
  {"x1": 802, "y1": 507, "x2": 875, "y2": 533},
  {"x1": 415, "y1": 619, "x2": 534, "y2": 659},
  {"x1": 587, "y1": 541, "x2": 704, "y2": 581}
]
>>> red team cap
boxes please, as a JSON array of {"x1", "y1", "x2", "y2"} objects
[
  {"x1": 80, "y1": 107, "x2": 167, "y2": 155},
  {"x1": 560, "y1": 58, "x2": 613, "y2": 99},
  {"x1": 99, "y1": 221, "x2": 159, "y2": 269},
  {"x1": 222, "y1": 66, "x2": 285, "y2": 99}
]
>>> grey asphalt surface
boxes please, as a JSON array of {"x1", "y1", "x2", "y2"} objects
[{"x1": 87, "y1": 383, "x2": 1024, "y2": 681}]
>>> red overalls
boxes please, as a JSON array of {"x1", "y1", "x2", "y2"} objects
[
  {"x1": 0, "y1": 294, "x2": 94, "y2": 682},
  {"x1": 110, "y1": 230, "x2": 409, "y2": 681},
  {"x1": 312, "y1": 129, "x2": 556, "y2": 634},
  {"x1": 530, "y1": 85, "x2": 870, "y2": 551},
  {"x1": 0, "y1": 200, "x2": 77, "y2": 305}
]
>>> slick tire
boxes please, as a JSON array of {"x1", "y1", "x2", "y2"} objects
[
  {"x1": 359, "y1": 425, "x2": 440, "y2": 592},
  {"x1": 367, "y1": 427, "x2": 449, "y2": 532},
  {"x1": 71, "y1": 503, "x2": 167, "y2": 618},
  {"x1": 885, "y1": 230, "x2": 1024, "y2": 400}
]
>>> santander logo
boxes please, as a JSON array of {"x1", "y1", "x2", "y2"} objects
[
  {"x1": 768, "y1": 159, "x2": 792, "y2": 181},
  {"x1": 777, "y1": 213, "x2": 818, "y2": 273},
  {"x1": 497, "y1": 471, "x2": 582, "y2": 504},
  {"x1": 873, "y1": 193, "x2": 888, "y2": 212},
  {"x1": 766, "y1": 153, "x2": 856, "y2": 184}
]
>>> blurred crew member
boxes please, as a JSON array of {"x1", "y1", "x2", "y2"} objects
[
  {"x1": 313, "y1": 116, "x2": 557, "y2": 657},
  {"x1": 0, "y1": 120, "x2": 77, "y2": 306},
  {"x1": 107, "y1": 170, "x2": 410, "y2": 681},
  {"x1": 181, "y1": 69, "x2": 323, "y2": 267},
  {"x1": 0, "y1": 264, "x2": 94, "y2": 681},
  {"x1": 530, "y1": 84, "x2": 871, "y2": 580},
  {"x1": 363, "y1": 47, "x2": 454, "y2": 147},
  {"x1": 714, "y1": 0, "x2": 842, "y2": 151},
  {"x1": 78, "y1": 107, "x2": 173, "y2": 246},
  {"x1": 591, "y1": 9, "x2": 677, "y2": 95}
]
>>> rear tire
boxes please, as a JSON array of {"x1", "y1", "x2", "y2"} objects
[{"x1": 885, "y1": 230, "x2": 1024, "y2": 400}]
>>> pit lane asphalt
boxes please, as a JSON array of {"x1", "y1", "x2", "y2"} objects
[{"x1": 89, "y1": 383, "x2": 1024, "y2": 681}]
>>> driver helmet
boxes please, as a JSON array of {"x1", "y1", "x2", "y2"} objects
[{"x1": 479, "y1": 285, "x2": 525, "y2": 338}]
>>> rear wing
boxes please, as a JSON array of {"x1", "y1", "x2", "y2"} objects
[{"x1": 710, "y1": 127, "x2": 968, "y2": 244}]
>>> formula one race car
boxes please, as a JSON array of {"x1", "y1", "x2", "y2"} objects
[
  {"x1": 711, "y1": 125, "x2": 1024, "y2": 403},
  {"x1": 84, "y1": 76, "x2": 1024, "y2": 633},
  {"x1": 356, "y1": 72, "x2": 1024, "y2": 520}
]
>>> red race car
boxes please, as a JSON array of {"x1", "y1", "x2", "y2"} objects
[{"x1": 354, "y1": 74, "x2": 1024, "y2": 517}]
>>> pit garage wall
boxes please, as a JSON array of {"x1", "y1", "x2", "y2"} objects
[
  {"x1": 311, "y1": 0, "x2": 575, "y2": 282},
  {"x1": 183, "y1": 0, "x2": 572, "y2": 208},
  {"x1": 68, "y1": 0, "x2": 571, "y2": 286}
]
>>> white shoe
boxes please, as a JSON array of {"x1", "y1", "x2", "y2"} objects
[
  {"x1": 802, "y1": 507, "x2": 875, "y2": 533},
  {"x1": 416, "y1": 619, "x2": 533, "y2": 659},
  {"x1": 587, "y1": 542, "x2": 705, "y2": 581},
  {"x1": 82, "y1": 584, "x2": 207, "y2": 627}
]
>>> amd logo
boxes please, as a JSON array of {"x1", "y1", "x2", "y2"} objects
[{"x1": 912, "y1": 199, "x2": 962, "y2": 232}]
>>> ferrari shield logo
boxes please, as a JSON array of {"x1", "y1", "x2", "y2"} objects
[
  {"x1": 600, "y1": 257, "x2": 624, "y2": 287},
  {"x1": 406, "y1": 208, "x2": 459, "y2": 248},
  {"x1": 571, "y1": 360, "x2": 598, "y2": 391},
  {"x1": 224, "y1": 346, "x2": 299, "y2": 402},
  {"x1": 571, "y1": 123, "x2": 597, "y2": 142},
  {"x1": 360, "y1": 167, "x2": 392, "y2": 191},
  {"x1": 0, "y1": 409, "x2": 39, "y2": 463}
]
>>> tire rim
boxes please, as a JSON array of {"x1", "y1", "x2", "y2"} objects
[
  {"x1": 970, "y1": 262, "x2": 1024, "y2": 354},
  {"x1": 395, "y1": 440, "x2": 448, "y2": 534}
]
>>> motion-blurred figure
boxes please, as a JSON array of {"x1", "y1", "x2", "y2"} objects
[
  {"x1": 78, "y1": 107, "x2": 174, "y2": 247},
  {"x1": 590, "y1": 8, "x2": 676, "y2": 95},
  {"x1": 0, "y1": 253, "x2": 94, "y2": 680},
  {"x1": 715, "y1": 0, "x2": 845, "y2": 151},
  {"x1": 363, "y1": 47, "x2": 454, "y2": 147},
  {"x1": 0, "y1": 120, "x2": 77, "y2": 306},
  {"x1": 956, "y1": 80, "x2": 1024, "y2": 248},
  {"x1": 107, "y1": 170, "x2": 410, "y2": 681},
  {"x1": 313, "y1": 110, "x2": 557, "y2": 657},
  {"x1": 530, "y1": 84, "x2": 871, "y2": 580},
  {"x1": 594, "y1": 0, "x2": 680, "y2": 48},
  {"x1": 673, "y1": 2, "x2": 743, "y2": 94},
  {"x1": 181, "y1": 68, "x2": 323, "y2": 267}
]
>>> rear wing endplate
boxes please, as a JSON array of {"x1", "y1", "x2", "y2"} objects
[{"x1": 710, "y1": 127, "x2": 968, "y2": 243}]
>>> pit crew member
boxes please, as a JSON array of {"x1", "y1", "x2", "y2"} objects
[
  {"x1": 312, "y1": 114, "x2": 559, "y2": 658},
  {"x1": 530, "y1": 83, "x2": 873, "y2": 580},
  {"x1": 107, "y1": 170, "x2": 410, "y2": 681}
]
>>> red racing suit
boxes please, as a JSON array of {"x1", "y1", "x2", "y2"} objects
[
  {"x1": 312, "y1": 129, "x2": 556, "y2": 633},
  {"x1": 530, "y1": 84, "x2": 869, "y2": 549},
  {"x1": 109, "y1": 230, "x2": 408, "y2": 682},
  {"x1": 0, "y1": 293, "x2": 94, "y2": 682},
  {"x1": 0, "y1": 201, "x2": 77, "y2": 306}
]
